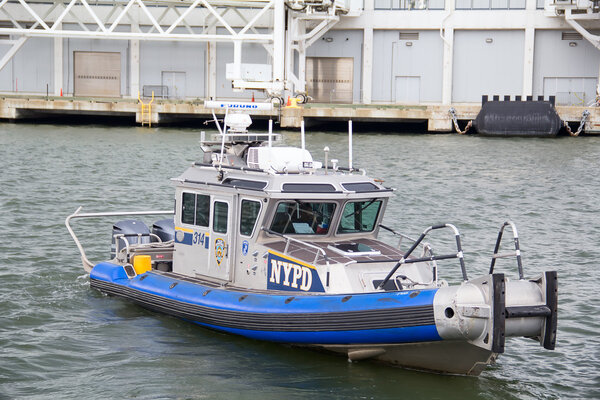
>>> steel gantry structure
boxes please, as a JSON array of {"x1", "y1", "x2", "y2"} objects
[{"x1": 0, "y1": 0, "x2": 357, "y2": 99}]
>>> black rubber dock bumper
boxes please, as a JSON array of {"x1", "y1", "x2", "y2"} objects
[{"x1": 473, "y1": 96, "x2": 563, "y2": 137}]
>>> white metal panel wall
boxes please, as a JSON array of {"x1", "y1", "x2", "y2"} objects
[
  {"x1": 533, "y1": 30, "x2": 600, "y2": 105},
  {"x1": 453, "y1": 30, "x2": 524, "y2": 103},
  {"x1": 306, "y1": 30, "x2": 363, "y2": 103},
  {"x1": 140, "y1": 40, "x2": 205, "y2": 99},
  {"x1": 372, "y1": 30, "x2": 443, "y2": 103},
  {"x1": 0, "y1": 43, "x2": 12, "y2": 91},
  {"x1": 0, "y1": 37, "x2": 52, "y2": 93}
]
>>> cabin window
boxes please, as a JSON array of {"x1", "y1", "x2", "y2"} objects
[
  {"x1": 182, "y1": 193, "x2": 196, "y2": 225},
  {"x1": 337, "y1": 199, "x2": 383, "y2": 234},
  {"x1": 270, "y1": 201, "x2": 336, "y2": 235},
  {"x1": 240, "y1": 200, "x2": 261, "y2": 237},
  {"x1": 195, "y1": 195, "x2": 210, "y2": 227},
  {"x1": 181, "y1": 192, "x2": 210, "y2": 227},
  {"x1": 213, "y1": 201, "x2": 229, "y2": 234}
]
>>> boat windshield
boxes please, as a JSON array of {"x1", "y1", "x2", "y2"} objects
[
  {"x1": 337, "y1": 199, "x2": 383, "y2": 234},
  {"x1": 270, "y1": 201, "x2": 336, "y2": 235}
]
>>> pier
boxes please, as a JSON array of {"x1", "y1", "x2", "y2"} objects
[{"x1": 0, "y1": 95, "x2": 597, "y2": 134}]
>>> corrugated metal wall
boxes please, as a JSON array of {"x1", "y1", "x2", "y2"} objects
[{"x1": 453, "y1": 30, "x2": 525, "y2": 102}]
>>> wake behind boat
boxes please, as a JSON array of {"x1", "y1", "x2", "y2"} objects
[{"x1": 66, "y1": 101, "x2": 557, "y2": 376}]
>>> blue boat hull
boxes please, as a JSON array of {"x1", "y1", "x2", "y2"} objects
[{"x1": 90, "y1": 262, "x2": 442, "y2": 345}]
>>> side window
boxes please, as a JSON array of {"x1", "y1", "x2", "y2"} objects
[
  {"x1": 195, "y1": 194, "x2": 210, "y2": 227},
  {"x1": 240, "y1": 200, "x2": 261, "y2": 236},
  {"x1": 337, "y1": 200, "x2": 383, "y2": 234},
  {"x1": 213, "y1": 201, "x2": 229, "y2": 234},
  {"x1": 181, "y1": 192, "x2": 210, "y2": 227},
  {"x1": 182, "y1": 192, "x2": 196, "y2": 225}
]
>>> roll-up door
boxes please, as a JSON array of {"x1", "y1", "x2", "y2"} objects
[
  {"x1": 306, "y1": 57, "x2": 353, "y2": 104},
  {"x1": 74, "y1": 51, "x2": 121, "y2": 97}
]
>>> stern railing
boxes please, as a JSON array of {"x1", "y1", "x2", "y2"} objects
[{"x1": 65, "y1": 206, "x2": 174, "y2": 272}]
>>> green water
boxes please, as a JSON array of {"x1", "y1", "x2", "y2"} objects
[{"x1": 1, "y1": 123, "x2": 598, "y2": 399}]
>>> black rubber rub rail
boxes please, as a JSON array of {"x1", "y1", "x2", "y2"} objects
[{"x1": 91, "y1": 279, "x2": 435, "y2": 332}]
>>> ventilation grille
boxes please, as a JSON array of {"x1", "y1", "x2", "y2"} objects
[
  {"x1": 399, "y1": 32, "x2": 419, "y2": 40},
  {"x1": 247, "y1": 147, "x2": 259, "y2": 169},
  {"x1": 562, "y1": 32, "x2": 582, "y2": 40}
]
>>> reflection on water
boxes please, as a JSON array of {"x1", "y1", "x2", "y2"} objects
[{"x1": 0, "y1": 123, "x2": 598, "y2": 399}]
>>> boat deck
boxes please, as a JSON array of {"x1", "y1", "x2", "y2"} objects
[{"x1": 266, "y1": 238, "x2": 404, "y2": 266}]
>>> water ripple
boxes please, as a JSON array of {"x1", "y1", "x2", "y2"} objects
[{"x1": 1, "y1": 124, "x2": 598, "y2": 399}]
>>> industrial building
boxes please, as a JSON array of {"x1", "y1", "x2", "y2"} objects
[{"x1": 0, "y1": 0, "x2": 597, "y2": 131}]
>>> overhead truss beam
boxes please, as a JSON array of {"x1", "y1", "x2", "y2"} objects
[
  {"x1": 0, "y1": 0, "x2": 275, "y2": 42},
  {"x1": 0, "y1": 0, "x2": 351, "y2": 97}
]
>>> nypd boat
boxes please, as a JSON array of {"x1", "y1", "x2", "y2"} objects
[{"x1": 66, "y1": 101, "x2": 557, "y2": 376}]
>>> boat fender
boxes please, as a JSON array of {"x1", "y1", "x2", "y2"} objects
[{"x1": 133, "y1": 254, "x2": 152, "y2": 275}]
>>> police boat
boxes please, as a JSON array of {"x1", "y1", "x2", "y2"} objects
[{"x1": 66, "y1": 101, "x2": 557, "y2": 376}]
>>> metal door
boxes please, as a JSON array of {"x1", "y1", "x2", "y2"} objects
[
  {"x1": 162, "y1": 71, "x2": 186, "y2": 99},
  {"x1": 208, "y1": 195, "x2": 235, "y2": 281},
  {"x1": 394, "y1": 76, "x2": 420, "y2": 103},
  {"x1": 174, "y1": 191, "x2": 212, "y2": 277},
  {"x1": 74, "y1": 51, "x2": 121, "y2": 97},
  {"x1": 306, "y1": 57, "x2": 353, "y2": 103},
  {"x1": 543, "y1": 77, "x2": 596, "y2": 106}
]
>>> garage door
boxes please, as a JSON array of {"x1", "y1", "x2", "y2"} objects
[
  {"x1": 74, "y1": 51, "x2": 121, "y2": 97},
  {"x1": 306, "y1": 57, "x2": 353, "y2": 104}
]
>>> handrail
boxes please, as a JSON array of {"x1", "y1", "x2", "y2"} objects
[
  {"x1": 65, "y1": 206, "x2": 174, "y2": 273},
  {"x1": 379, "y1": 223, "x2": 439, "y2": 282},
  {"x1": 489, "y1": 221, "x2": 524, "y2": 279},
  {"x1": 379, "y1": 224, "x2": 417, "y2": 249},
  {"x1": 377, "y1": 223, "x2": 467, "y2": 290},
  {"x1": 261, "y1": 227, "x2": 329, "y2": 266}
]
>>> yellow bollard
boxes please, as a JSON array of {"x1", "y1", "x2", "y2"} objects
[{"x1": 133, "y1": 254, "x2": 152, "y2": 275}]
